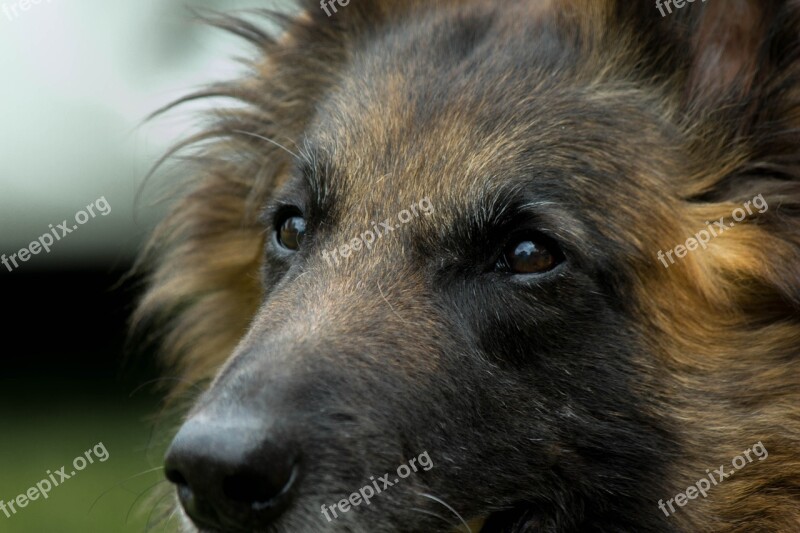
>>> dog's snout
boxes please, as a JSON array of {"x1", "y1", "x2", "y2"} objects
[{"x1": 164, "y1": 415, "x2": 298, "y2": 530}]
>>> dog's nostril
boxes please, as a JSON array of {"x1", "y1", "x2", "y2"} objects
[
  {"x1": 165, "y1": 467, "x2": 213, "y2": 529},
  {"x1": 165, "y1": 468, "x2": 187, "y2": 486},
  {"x1": 224, "y1": 474, "x2": 269, "y2": 504},
  {"x1": 164, "y1": 415, "x2": 300, "y2": 530},
  {"x1": 223, "y1": 465, "x2": 298, "y2": 510},
  {"x1": 165, "y1": 469, "x2": 196, "y2": 506}
]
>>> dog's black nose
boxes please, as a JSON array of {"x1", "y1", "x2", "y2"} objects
[{"x1": 164, "y1": 415, "x2": 298, "y2": 530}]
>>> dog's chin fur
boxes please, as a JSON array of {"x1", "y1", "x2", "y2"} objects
[
  {"x1": 137, "y1": 0, "x2": 800, "y2": 531},
  {"x1": 175, "y1": 511, "x2": 488, "y2": 533}
]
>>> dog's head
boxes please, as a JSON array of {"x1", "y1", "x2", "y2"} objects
[{"x1": 137, "y1": 1, "x2": 800, "y2": 531}]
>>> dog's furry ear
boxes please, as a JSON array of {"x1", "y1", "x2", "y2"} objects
[
  {"x1": 651, "y1": 0, "x2": 800, "y2": 311},
  {"x1": 674, "y1": 0, "x2": 800, "y2": 197},
  {"x1": 683, "y1": 0, "x2": 784, "y2": 110},
  {"x1": 586, "y1": 0, "x2": 788, "y2": 112}
]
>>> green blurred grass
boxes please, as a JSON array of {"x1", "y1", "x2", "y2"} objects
[{"x1": 0, "y1": 388, "x2": 175, "y2": 533}]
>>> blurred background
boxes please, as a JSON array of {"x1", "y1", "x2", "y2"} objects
[{"x1": 0, "y1": 1, "x2": 290, "y2": 531}]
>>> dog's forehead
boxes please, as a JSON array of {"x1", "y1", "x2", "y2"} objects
[
  {"x1": 308, "y1": 71, "x2": 663, "y2": 229},
  {"x1": 300, "y1": 10, "x2": 552, "y2": 208},
  {"x1": 299, "y1": 0, "x2": 683, "y2": 245},
  {"x1": 310, "y1": 76, "x2": 546, "y2": 218},
  {"x1": 310, "y1": 89, "x2": 502, "y2": 213}
]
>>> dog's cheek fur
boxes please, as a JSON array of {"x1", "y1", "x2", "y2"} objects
[
  {"x1": 432, "y1": 274, "x2": 680, "y2": 531},
  {"x1": 635, "y1": 3, "x2": 800, "y2": 532}
]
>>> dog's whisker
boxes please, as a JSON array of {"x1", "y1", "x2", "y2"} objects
[
  {"x1": 231, "y1": 129, "x2": 300, "y2": 160},
  {"x1": 378, "y1": 282, "x2": 409, "y2": 326},
  {"x1": 410, "y1": 506, "x2": 459, "y2": 527},
  {"x1": 161, "y1": 503, "x2": 181, "y2": 533},
  {"x1": 417, "y1": 492, "x2": 473, "y2": 533},
  {"x1": 126, "y1": 479, "x2": 171, "y2": 525},
  {"x1": 144, "y1": 490, "x2": 177, "y2": 533},
  {"x1": 88, "y1": 466, "x2": 166, "y2": 514},
  {"x1": 129, "y1": 376, "x2": 206, "y2": 398}
]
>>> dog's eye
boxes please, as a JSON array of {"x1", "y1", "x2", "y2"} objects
[
  {"x1": 276, "y1": 214, "x2": 306, "y2": 251},
  {"x1": 497, "y1": 236, "x2": 562, "y2": 274}
]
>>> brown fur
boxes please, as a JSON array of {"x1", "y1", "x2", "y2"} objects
[{"x1": 136, "y1": 1, "x2": 800, "y2": 531}]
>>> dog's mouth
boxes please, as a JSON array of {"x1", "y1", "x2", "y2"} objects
[
  {"x1": 178, "y1": 504, "x2": 537, "y2": 533},
  {"x1": 469, "y1": 517, "x2": 489, "y2": 532},
  {"x1": 443, "y1": 507, "x2": 542, "y2": 533}
]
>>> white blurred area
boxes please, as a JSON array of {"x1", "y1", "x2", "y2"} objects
[{"x1": 0, "y1": 0, "x2": 293, "y2": 266}]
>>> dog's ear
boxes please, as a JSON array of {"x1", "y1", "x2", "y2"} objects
[
  {"x1": 671, "y1": 0, "x2": 800, "y2": 197},
  {"x1": 682, "y1": 0, "x2": 783, "y2": 110},
  {"x1": 644, "y1": 0, "x2": 800, "y2": 313},
  {"x1": 580, "y1": 0, "x2": 786, "y2": 112}
]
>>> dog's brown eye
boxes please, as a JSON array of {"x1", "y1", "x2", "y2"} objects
[
  {"x1": 277, "y1": 215, "x2": 306, "y2": 251},
  {"x1": 499, "y1": 238, "x2": 560, "y2": 274}
]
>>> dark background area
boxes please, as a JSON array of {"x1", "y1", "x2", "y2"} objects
[
  {"x1": 0, "y1": 265, "x2": 170, "y2": 532},
  {"x1": 1, "y1": 267, "x2": 156, "y2": 394}
]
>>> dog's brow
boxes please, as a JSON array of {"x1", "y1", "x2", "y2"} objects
[
  {"x1": 518, "y1": 200, "x2": 588, "y2": 245},
  {"x1": 298, "y1": 152, "x2": 333, "y2": 209},
  {"x1": 256, "y1": 153, "x2": 335, "y2": 228},
  {"x1": 469, "y1": 186, "x2": 588, "y2": 247}
]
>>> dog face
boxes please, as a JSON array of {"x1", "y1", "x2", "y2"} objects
[{"x1": 141, "y1": 1, "x2": 800, "y2": 532}]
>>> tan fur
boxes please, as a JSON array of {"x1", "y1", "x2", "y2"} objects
[{"x1": 137, "y1": 1, "x2": 800, "y2": 530}]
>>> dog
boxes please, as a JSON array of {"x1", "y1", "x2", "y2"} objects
[{"x1": 135, "y1": 0, "x2": 800, "y2": 531}]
